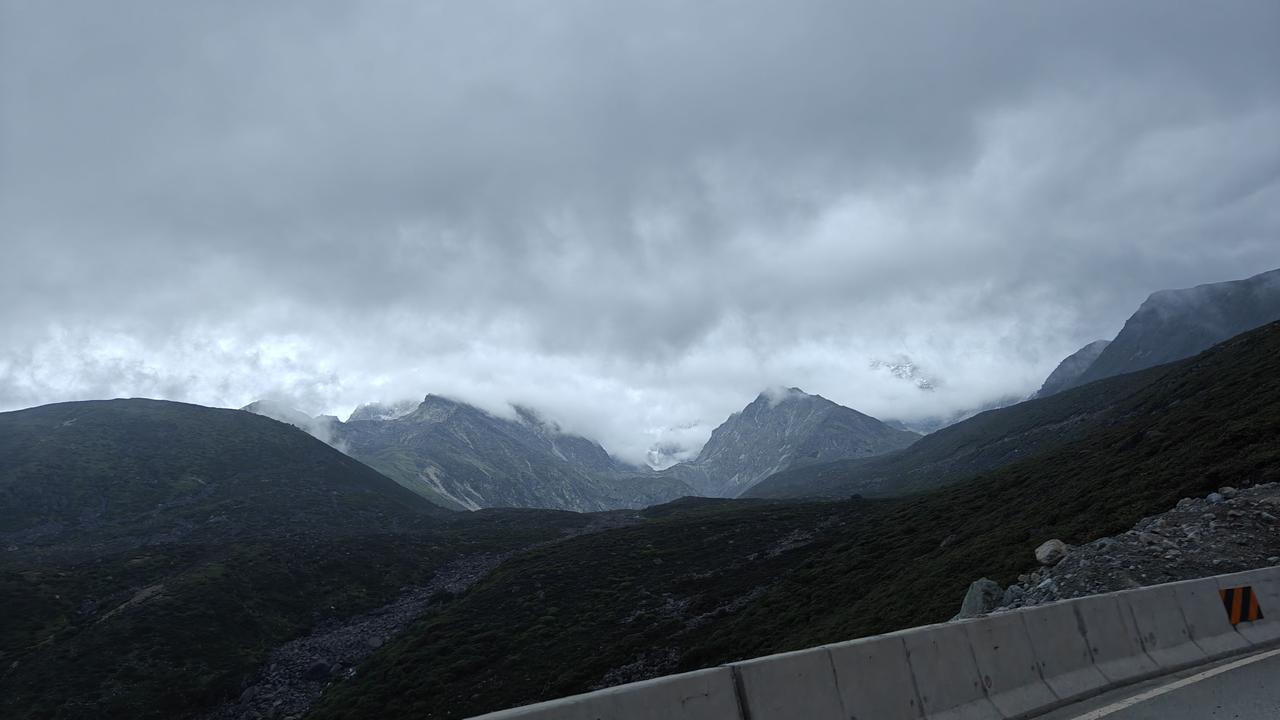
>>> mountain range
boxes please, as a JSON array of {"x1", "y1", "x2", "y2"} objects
[
  {"x1": 311, "y1": 319, "x2": 1280, "y2": 719},
  {"x1": 7, "y1": 270, "x2": 1280, "y2": 719},
  {"x1": 331, "y1": 395, "x2": 692, "y2": 512},
  {"x1": 239, "y1": 266, "x2": 1280, "y2": 513},
  {"x1": 246, "y1": 388, "x2": 916, "y2": 511}
]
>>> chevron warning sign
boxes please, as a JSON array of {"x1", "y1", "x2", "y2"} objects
[{"x1": 1220, "y1": 586, "x2": 1264, "y2": 625}]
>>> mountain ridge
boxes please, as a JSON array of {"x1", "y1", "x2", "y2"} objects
[
  {"x1": 326, "y1": 394, "x2": 693, "y2": 512},
  {"x1": 1034, "y1": 339, "x2": 1110, "y2": 398},
  {"x1": 650, "y1": 387, "x2": 919, "y2": 497},
  {"x1": 1049, "y1": 267, "x2": 1280, "y2": 394}
]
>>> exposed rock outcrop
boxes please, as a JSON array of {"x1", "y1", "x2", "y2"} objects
[{"x1": 954, "y1": 578, "x2": 1004, "y2": 619}]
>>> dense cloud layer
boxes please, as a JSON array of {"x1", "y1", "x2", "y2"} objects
[{"x1": 3, "y1": 1, "x2": 1279, "y2": 464}]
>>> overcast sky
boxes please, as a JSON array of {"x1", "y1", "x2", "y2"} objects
[{"x1": 2, "y1": 1, "x2": 1278, "y2": 464}]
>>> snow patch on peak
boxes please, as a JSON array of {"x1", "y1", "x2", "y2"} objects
[
  {"x1": 347, "y1": 399, "x2": 420, "y2": 423},
  {"x1": 870, "y1": 356, "x2": 937, "y2": 391}
]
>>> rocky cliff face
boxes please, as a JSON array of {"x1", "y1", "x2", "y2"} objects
[
  {"x1": 253, "y1": 395, "x2": 695, "y2": 513},
  {"x1": 657, "y1": 388, "x2": 918, "y2": 498},
  {"x1": 1061, "y1": 267, "x2": 1280, "y2": 392},
  {"x1": 1034, "y1": 339, "x2": 1110, "y2": 398}
]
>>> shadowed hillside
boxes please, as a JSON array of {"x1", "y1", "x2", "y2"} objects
[{"x1": 0, "y1": 400, "x2": 587, "y2": 720}]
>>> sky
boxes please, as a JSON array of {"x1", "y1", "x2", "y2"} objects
[{"x1": 2, "y1": 1, "x2": 1279, "y2": 466}]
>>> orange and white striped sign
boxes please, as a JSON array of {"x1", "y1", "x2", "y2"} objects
[{"x1": 1219, "y1": 586, "x2": 1264, "y2": 625}]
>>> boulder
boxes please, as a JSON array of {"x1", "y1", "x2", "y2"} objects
[
  {"x1": 1035, "y1": 539, "x2": 1068, "y2": 566},
  {"x1": 956, "y1": 578, "x2": 1003, "y2": 619}
]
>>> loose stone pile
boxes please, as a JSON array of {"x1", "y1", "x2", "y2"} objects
[{"x1": 957, "y1": 483, "x2": 1280, "y2": 618}]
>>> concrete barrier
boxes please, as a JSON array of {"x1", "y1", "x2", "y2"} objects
[
  {"x1": 901, "y1": 621, "x2": 999, "y2": 720},
  {"x1": 963, "y1": 610, "x2": 1059, "y2": 718},
  {"x1": 469, "y1": 567, "x2": 1280, "y2": 720},
  {"x1": 1020, "y1": 600, "x2": 1108, "y2": 702},
  {"x1": 1215, "y1": 569, "x2": 1280, "y2": 645},
  {"x1": 1121, "y1": 584, "x2": 1206, "y2": 670},
  {"x1": 729, "y1": 647, "x2": 842, "y2": 719},
  {"x1": 1067, "y1": 593, "x2": 1159, "y2": 684},
  {"x1": 468, "y1": 667, "x2": 742, "y2": 720},
  {"x1": 1172, "y1": 578, "x2": 1249, "y2": 658},
  {"x1": 825, "y1": 631, "x2": 925, "y2": 720}
]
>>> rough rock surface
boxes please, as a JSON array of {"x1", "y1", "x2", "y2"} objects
[
  {"x1": 955, "y1": 578, "x2": 1004, "y2": 619},
  {"x1": 201, "y1": 514, "x2": 638, "y2": 720},
  {"x1": 201, "y1": 553, "x2": 509, "y2": 720},
  {"x1": 993, "y1": 482, "x2": 1280, "y2": 612},
  {"x1": 1035, "y1": 539, "x2": 1068, "y2": 566},
  {"x1": 658, "y1": 388, "x2": 919, "y2": 498}
]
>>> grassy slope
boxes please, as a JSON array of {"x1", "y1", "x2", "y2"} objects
[
  {"x1": 0, "y1": 400, "x2": 587, "y2": 720},
  {"x1": 309, "y1": 322, "x2": 1280, "y2": 719},
  {"x1": 0, "y1": 399, "x2": 448, "y2": 539}
]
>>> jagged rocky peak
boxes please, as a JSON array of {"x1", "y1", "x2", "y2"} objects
[
  {"x1": 322, "y1": 392, "x2": 690, "y2": 512},
  {"x1": 714, "y1": 387, "x2": 838, "y2": 431},
  {"x1": 1034, "y1": 339, "x2": 1111, "y2": 398},
  {"x1": 669, "y1": 386, "x2": 918, "y2": 498},
  {"x1": 348, "y1": 398, "x2": 422, "y2": 423},
  {"x1": 752, "y1": 385, "x2": 815, "y2": 409}
]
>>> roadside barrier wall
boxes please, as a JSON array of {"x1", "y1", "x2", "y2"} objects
[{"x1": 470, "y1": 566, "x2": 1280, "y2": 720}]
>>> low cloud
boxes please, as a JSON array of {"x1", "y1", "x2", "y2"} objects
[{"x1": 2, "y1": 1, "x2": 1279, "y2": 465}]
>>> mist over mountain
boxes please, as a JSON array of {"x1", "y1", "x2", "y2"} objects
[
  {"x1": 243, "y1": 388, "x2": 914, "y2": 508},
  {"x1": 1033, "y1": 340, "x2": 1110, "y2": 398},
  {"x1": 746, "y1": 319, "x2": 1280, "y2": 502},
  {"x1": 1043, "y1": 268, "x2": 1280, "y2": 395},
  {"x1": 650, "y1": 388, "x2": 918, "y2": 497},
  {"x1": 249, "y1": 394, "x2": 693, "y2": 512}
]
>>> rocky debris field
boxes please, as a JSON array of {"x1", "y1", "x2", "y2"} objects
[
  {"x1": 202, "y1": 553, "x2": 508, "y2": 720},
  {"x1": 203, "y1": 515, "x2": 640, "y2": 720},
  {"x1": 958, "y1": 483, "x2": 1280, "y2": 617}
]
